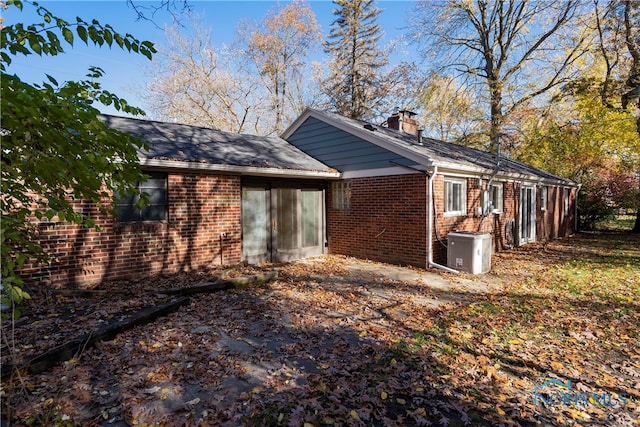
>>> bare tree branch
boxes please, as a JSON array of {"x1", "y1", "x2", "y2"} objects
[{"x1": 412, "y1": 0, "x2": 591, "y2": 150}]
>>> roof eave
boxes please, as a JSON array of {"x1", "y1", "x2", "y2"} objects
[
  {"x1": 434, "y1": 161, "x2": 577, "y2": 187},
  {"x1": 284, "y1": 109, "x2": 577, "y2": 187},
  {"x1": 140, "y1": 158, "x2": 341, "y2": 179}
]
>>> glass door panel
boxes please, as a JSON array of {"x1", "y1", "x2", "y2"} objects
[
  {"x1": 242, "y1": 187, "x2": 270, "y2": 263},
  {"x1": 243, "y1": 185, "x2": 324, "y2": 263},
  {"x1": 301, "y1": 189, "x2": 320, "y2": 248},
  {"x1": 519, "y1": 185, "x2": 536, "y2": 245},
  {"x1": 276, "y1": 188, "x2": 298, "y2": 252}
]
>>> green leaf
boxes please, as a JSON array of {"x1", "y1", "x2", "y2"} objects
[
  {"x1": 114, "y1": 33, "x2": 124, "y2": 48},
  {"x1": 45, "y1": 74, "x2": 58, "y2": 86},
  {"x1": 76, "y1": 25, "x2": 88, "y2": 43},
  {"x1": 28, "y1": 35, "x2": 42, "y2": 55},
  {"x1": 62, "y1": 27, "x2": 74, "y2": 45},
  {"x1": 46, "y1": 30, "x2": 59, "y2": 48},
  {"x1": 103, "y1": 30, "x2": 113, "y2": 47},
  {"x1": 141, "y1": 40, "x2": 156, "y2": 52},
  {"x1": 10, "y1": 0, "x2": 24, "y2": 11},
  {"x1": 88, "y1": 26, "x2": 102, "y2": 45},
  {"x1": 1, "y1": 52, "x2": 12, "y2": 66}
]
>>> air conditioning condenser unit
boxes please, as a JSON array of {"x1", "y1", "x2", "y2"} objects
[{"x1": 447, "y1": 231, "x2": 492, "y2": 274}]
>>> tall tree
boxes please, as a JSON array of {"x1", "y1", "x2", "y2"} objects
[
  {"x1": 620, "y1": 0, "x2": 640, "y2": 231},
  {"x1": 1, "y1": 0, "x2": 155, "y2": 306},
  {"x1": 144, "y1": 14, "x2": 266, "y2": 134},
  {"x1": 593, "y1": 0, "x2": 627, "y2": 106},
  {"x1": 416, "y1": 72, "x2": 485, "y2": 142},
  {"x1": 412, "y1": 0, "x2": 590, "y2": 151},
  {"x1": 515, "y1": 89, "x2": 639, "y2": 229},
  {"x1": 322, "y1": 0, "x2": 387, "y2": 120},
  {"x1": 126, "y1": 0, "x2": 190, "y2": 23},
  {"x1": 239, "y1": 0, "x2": 322, "y2": 134},
  {"x1": 563, "y1": 0, "x2": 640, "y2": 231},
  {"x1": 622, "y1": 0, "x2": 640, "y2": 113}
]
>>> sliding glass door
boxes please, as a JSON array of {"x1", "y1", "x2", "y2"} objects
[
  {"x1": 519, "y1": 185, "x2": 536, "y2": 245},
  {"x1": 242, "y1": 185, "x2": 324, "y2": 263}
]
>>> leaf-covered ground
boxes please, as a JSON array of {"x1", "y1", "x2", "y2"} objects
[{"x1": 2, "y1": 231, "x2": 639, "y2": 426}]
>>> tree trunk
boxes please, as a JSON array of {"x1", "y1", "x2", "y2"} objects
[
  {"x1": 633, "y1": 208, "x2": 640, "y2": 232},
  {"x1": 489, "y1": 77, "x2": 503, "y2": 153}
]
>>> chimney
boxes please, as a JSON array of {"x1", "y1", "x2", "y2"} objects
[{"x1": 387, "y1": 109, "x2": 419, "y2": 135}]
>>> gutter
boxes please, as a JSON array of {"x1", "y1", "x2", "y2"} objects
[
  {"x1": 427, "y1": 166, "x2": 459, "y2": 274},
  {"x1": 139, "y1": 158, "x2": 341, "y2": 179}
]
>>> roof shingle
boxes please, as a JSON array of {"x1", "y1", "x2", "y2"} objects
[
  {"x1": 100, "y1": 115, "x2": 333, "y2": 173},
  {"x1": 297, "y1": 109, "x2": 576, "y2": 186}
]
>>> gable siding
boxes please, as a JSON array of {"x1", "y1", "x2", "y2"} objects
[{"x1": 287, "y1": 117, "x2": 415, "y2": 171}]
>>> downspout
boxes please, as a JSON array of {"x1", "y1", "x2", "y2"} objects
[
  {"x1": 427, "y1": 166, "x2": 459, "y2": 273},
  {"x1": 388, "y1": 161, "x2": 458, "y2": 273}
]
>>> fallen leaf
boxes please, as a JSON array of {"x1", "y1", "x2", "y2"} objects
[{"x1": 185, "y1": 397, "x2": 200, "y2": 405}]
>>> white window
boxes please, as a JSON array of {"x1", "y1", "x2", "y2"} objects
[
  {"x1": 332, "y1": 181, "x2": 351, "y2": 210},
  {"x1": 564, "y1": 188, "x2": 570, "y2": 217},
  {"x1": 540, "y1": 186, "x2": 548, "y2": 211},
  {"x1": 444, "y1": 177, "x2": 467, "y2": 216},
  {"x1": 487, "y1": 183, "x2": 503, "y2": 213}
]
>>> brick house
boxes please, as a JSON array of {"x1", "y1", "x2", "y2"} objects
[
  {"x1": 20, "y1": 115, "x2": 338, "y2": 286},
  {"x1": 282, "y1": 109, "x2": 579, "y2": 272},
  {"x1": 19, "y1": 109, "x2": 577, "y2": 286}
]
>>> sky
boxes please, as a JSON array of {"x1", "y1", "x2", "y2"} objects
[{"x1": 4, "y1": 0, "x2": 419, "y2": 117}]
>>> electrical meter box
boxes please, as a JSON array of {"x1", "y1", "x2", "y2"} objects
[{"x1": 447, "y1": 231, "x2": 492, "y2": 274}]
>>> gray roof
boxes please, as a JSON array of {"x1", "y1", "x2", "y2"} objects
[
  {"x1": 284, "y1": 109, "x2": 577, "y2": 186},
  {"x1": 100, "y1": 115, "x2": 334, "y2": 174}
]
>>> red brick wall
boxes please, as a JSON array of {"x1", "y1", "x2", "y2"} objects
[
  {"x1": 431, "y1": 178, "x2": 578, "y2": 264},
  {"x1": 18, "y1": 173, "x2": 242, "y2": 287},
  {"x1": 538, "y1": 186, "x2": 577, "y2": 240},
  {"x1": 327, "y1": 174, "x2": 428, "y2": 267},
  {"x1": 430, "y1": 176, "x2": 520, "y2": 264},
  {"x1": 328, "y1": 174, "x2": 578, "y2": 268}
]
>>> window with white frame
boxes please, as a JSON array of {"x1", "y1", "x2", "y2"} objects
[
  {"x1": 332, "y1": 181, "x2": 351, "y2": 210},
  {"x1": 444, "y1": 177, "x2": 467, "y2": 216},
  {"x1": 564, "y1": 188, "x2": 570, "y2": 217},
  {"x1": 487, "y1": 182, "x2": 503, "y2": 213},
  {"x1": 540, "y1": 186, "x2": 548, "y2": 211}
]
